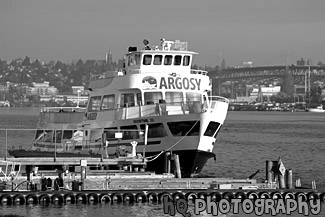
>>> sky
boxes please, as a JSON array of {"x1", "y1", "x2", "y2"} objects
[{"x1": 1, "y1": 0, "x2": 325, "y2": 67}]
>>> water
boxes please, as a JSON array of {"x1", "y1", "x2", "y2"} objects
[{"x1": 0, "y1": 108, "x2": 325, "y2": 216}]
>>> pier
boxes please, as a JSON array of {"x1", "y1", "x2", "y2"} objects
[{"x1": 0, "y1": 156, "x2": 323, "y2": 206}]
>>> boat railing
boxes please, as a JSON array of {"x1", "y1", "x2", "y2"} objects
[
  {"x1": 190, "y1": 69, "x2": 208, "y2": 76},
  {"x1": 41, "y1": 107, "x2": 86, "y2": 113},
  {"x1": 114, "y1": 96, "x2": 228, "y2": 120},
  {"x1": 0, "y1": 128, "x2": 105, "y2": 160}
]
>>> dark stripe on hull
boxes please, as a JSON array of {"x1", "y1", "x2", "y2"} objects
[{"x1": 145, "y1": 150, "x2": 215, "y2": 178}]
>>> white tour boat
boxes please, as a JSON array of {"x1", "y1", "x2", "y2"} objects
[{"x1": 9, "y1": 39, "x2": 229, "y2": 177}]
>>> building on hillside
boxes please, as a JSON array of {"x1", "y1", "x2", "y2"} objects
[{"x1": 29, "y1": 81, "x2": 58, "y2": 95}]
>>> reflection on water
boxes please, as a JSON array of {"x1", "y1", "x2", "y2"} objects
[{"x1": 0, "y1": 109, "x2": 325, "y2": 216}]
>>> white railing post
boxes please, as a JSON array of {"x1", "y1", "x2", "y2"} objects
[{"x1": 5, "y1": 129, "x2": 8, "y2": 160}]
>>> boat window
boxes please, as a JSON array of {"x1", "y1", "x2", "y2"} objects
[
  {"x1": 186, "y1": 92, "x2": 201, "y2": 102},
  {"x1": 53, "y1": 130, "x2": 62, "y2": 143},
  {"x1": 104, "y1": 127, "x2": 118, "y2": 141},
  {"x1": 165, "y1": 92, "x2": 183, "y2": 105},
  {"x1": 164, "y1": 55, "x2": 173, "y2": 65},
  {"x1": 44, "y1": 130, "x2": 53, "y2": 142},
  {"x1": 101, "y1": 94, "x2": 115, "y2": 110},
  {"x1": 204, "y1": 121, "x2": 220, "y2": 137},
  {"x1": 183, "y1": 55, "x2": 190, "y2": 66},
  {"x1": 140, "y1": 123, "x2": 167, "y2": 138},
  {"x1": 144, "y1": 92, "x2": 162, "y2": 105},
  {"x1": 88, "y1": 96, "x2": 101, "y2": 111},
  {"x1": 143, "y1": 54, "x2": 152, "y2": 65},
  {"x1": 167, "y1": 121, "x2": 200, "y2": 136},
  {"x1": 121, "y1": 93, "x2": 135, "y2": 107},
  {"x1": 136, "y1": 93, "x2": 142, "y2": 106},
  {"x1": 174, "y1": 55, "x2": 182, "y2": 66},
  {"x1": 153, "y1": 55, "x2": 163, "y2": 65},
  {"x1": 63, "y1": 130, "x2": 73, "y2": 139},
  {"x1": 35, "y1": 130, "x2": 45, "y2": 141},
  {"x1": 121, "y1": 125, "x2": 139, "y2": 140}
]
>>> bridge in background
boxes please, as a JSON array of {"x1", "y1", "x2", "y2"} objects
[{"x1": 209, "y1": 65, "x2": 325, "y2": 97}]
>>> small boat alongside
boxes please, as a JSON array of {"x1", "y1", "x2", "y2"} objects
[{"x1": 308, "y1": 105, "x2": 325, "y2": 113}]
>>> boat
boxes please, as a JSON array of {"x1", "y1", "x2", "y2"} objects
[
  {"x1": 308, "y1": 105, "x2": 325, "y2": 113},
  {"x1": 8, "y1": 38, "x2": 229, "y2": 177}
]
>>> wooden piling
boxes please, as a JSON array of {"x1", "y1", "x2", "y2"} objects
[
  {"x1": 285, "y1": 169, "x2": 293, "y2": 189},
  {"x1": 174, "y1": 154, "x2": 182, "y2": 179},
  {"x1": 164, "y1": 152, "x2": 171, "y2": 173},
  {"x1": 266, "y1": 161, "x2": 273, "y2": 183}
]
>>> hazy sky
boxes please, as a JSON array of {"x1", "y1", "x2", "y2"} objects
[{"x1": 1, "y1": 0, "x2": 325, "y2": 67}]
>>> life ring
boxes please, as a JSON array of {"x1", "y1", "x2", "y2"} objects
[
  {"x1": 135, "y1": 192, "x2": 147, "y2": 203},
  {"x1": 259, "y1": 192, "x2": 271, "y2": 199},
  {"x1": 111, "y1": 193, "x2": 122, "y2": 203},
  {"x1": 88, "y1": 193, "x2": 99, "y2": 204},
  {"x1": 26, "y1": 194, "x2": 38, "y2": 205},
  {"x1": 186, "y1": 192, "x2": 198, "y2": 203},
  {"x1": 39, "y1": 194, "x2": 51, "y2": 204},
  {"x1": 51, "y1": 194, "x2": 64, "y2": 204},
  {"x1": 147, "y1": 193, "x2": 158, "y2": 203},
  {"x1": 246, "y1": 192, "x2": 259, "y2": 201},
  {"x1": 159, "y1": 192, "x2": 172, "y2": 203},
  {"x1": 0, "y1": 194, "x2": 13, "y2": 205},
  {"x1": 13, "y1": 194, "x2": 25, "y2": 205},
  {"x1": 235, "y1": 192, "x2": 247, "y2": 201},
  {"x1": 75, "y1": 193, "x2": 87, "y2": 204},
  {"x1": 19, "y1": 146, "x2": 22, "y2": 150},
  {"x1": 64, "y1": 193, "x2": 75, "y2": 204},
  {"x1": 295, "y1": 192, "x2": 307, "y2": 202},
  {"x1": 99, "y1": 194, "x2": 111, "y2": 203},
  {"x1": 209, "y1": 192, "x2": 222, "y2": 202},
  {"x1": 222, "y1": 192, "x2": 235, "y2": 201},
  {"x1": 172, "y1": 192, "x2": 185, "y2": 201},
  {"x1": 123, "y1": 193, "x2": 135, "y2": 204}
]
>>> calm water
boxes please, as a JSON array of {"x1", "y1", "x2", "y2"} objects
[{"x1": 0, "y1": 108, "x2": 324, "y2": 216}]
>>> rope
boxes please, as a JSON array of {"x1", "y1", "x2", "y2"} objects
[{"x1": 145, "y1": 117, "x2": 200, "y2": 162}]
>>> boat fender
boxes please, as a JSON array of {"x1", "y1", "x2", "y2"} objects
[
  {"x1": 295, "y1": 192, "x2": 307, "y2": 202},
  {"x1": 259, "y1": 192, "x2": 271, "y2": 199},
  {"x1": 123, "y1": 193, "x2": 135, "y2": 204},
  {"x1": 99, "y1": 194, "x2": 111, "y2": 203},
  {"x1": 307, "y1": 192, "x2": 319, "y2": 201},
  {"x1": 235, "y1": 192, "x2": 247, "y2": 201},
  {"x1": 88, "y1": 193, "x2": 99, "y2": 204},
  {"x1": 319, "y1": 193, "x2": 325, "y2": 202},
  {"x1": 76, "y1": 193, "x2": 87, "y2": 204},
  {"x1": 172, "y1": 192, "x2": 185, "y2": 201},
  {"x1": 64, "y1": 193, "x2": 75, "y2": 204},
  {"x1": 222, "y1": 192, "x2": 235, "y2": 201},
  {"x1": 282, "y1": 192, "x2": 295, "y2": 199},
  {"x1": 135, "y1": 192, "x2": 147, "y2": 203},
  {"x1": 147, "y1": 193, "x2": 158, "y2": 203},
  {"x1": 271, "y1": 192, "x2": 283, "y2": 200},
  {"x1": 111, "y1": 193, "x2": 122, "y2": 203},
  {"x1": 209, "y1": 192, "x2": 222, "y2": 202},
  {"x1": 26, "y1": 194, "x2": 38, "y2": 204},
  {"x1": 159, "y1": 192, "x2": 172, "y2": 203},
  {"x1": 39, "y1": 194, "x2": 51, "y2": 204},
  {"x1": 0, "y1": 194, "x2": 13, "y2": 205},
  {"x1": 51, "y1": 194, "x2": 64, "y2": 204},
  {"x1": 246, "y1": 192, "x2": 259, "y2": 201},
  {"x1": 13, "y1": 194, "x2": 25, "y2": 205},
  {"x1": 198, "y1": 192, "x2": 208, "y2": 200},
  {"x1": 186, "y1": 192, "x2": 198, "y2": 203}
]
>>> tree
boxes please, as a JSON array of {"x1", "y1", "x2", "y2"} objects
[{"x1": 22, "y1": 56, "x2": 31, "y2": 66}]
